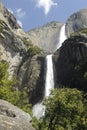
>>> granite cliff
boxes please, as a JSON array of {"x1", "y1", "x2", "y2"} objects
[
  {"x1": 66, "y1": 8, "x2": 87, "y2": 36},
  {"x1": 53, "y1": 32, "x2": 87, "y2": 91},
  {"x1": 0, "y1": 3, "x2": 45, "y2": 106},
  {"x1": 53, "y1": 8, "x2": 87, "y2": 91},
  {"x1": 27, "y1": 22, "x2": 63, "y2": 53}
]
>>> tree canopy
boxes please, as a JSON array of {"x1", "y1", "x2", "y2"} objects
[{"x1": 36, "y1": 88, "x2": 87, "y2": 130}]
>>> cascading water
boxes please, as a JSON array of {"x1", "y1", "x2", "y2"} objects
[
  {"x1": 32, "y1": 55, "x2": 54, "y2": 119},
  {"x1": 56, "y1": 24, "x2": 67, "y2": 49},
  {"x1": 45, "y1": 54, "x2": 54, "y2": 97},
  {"x1": 32, "y1": 24, "x2": 67, "y2": 119}
]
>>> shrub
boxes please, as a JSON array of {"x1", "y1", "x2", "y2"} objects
[
  {"x1": 22, "y1": 38, "x2": 32, "y2": 46},
  {"x1": 27, "y1": 45, "x2": 42, "y2": 56},
  {"x1": 80, "y1": 28, "x2": 87, "y2": 34},
  {"x1": 71, "y1": 28, "x2": 87, "y2": 37}
]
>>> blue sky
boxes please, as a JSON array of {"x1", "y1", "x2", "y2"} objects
[{"x1": 2, "y1": 0, "x2": 87, "y2": 31}]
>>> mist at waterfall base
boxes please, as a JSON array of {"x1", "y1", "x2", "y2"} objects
[{"x1": 32, "y1": 24, "x2": 67, "y2": 119}]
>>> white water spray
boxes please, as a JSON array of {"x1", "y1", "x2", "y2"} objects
[
  {"x1": 32, "y1": 24, "x2": 67, "y2": 119},
  {"x1": 32, "y1": 102, "x2": 45, "y2": 120}
]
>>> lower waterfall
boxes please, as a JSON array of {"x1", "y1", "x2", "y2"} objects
[
  {"x1": 45, "y1": 54, "x2": 54, "y2": 97},
  {"x1": 32, "y1": 54, "x2": 54, "y2": 119},
  {"x1": 32, "y1": 24, "x2": 67, "y2": 119}
]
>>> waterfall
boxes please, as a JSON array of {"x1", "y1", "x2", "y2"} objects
[
  {"x1": 32, "y1": 24, "x2": 67, "y2": 119},
  {"x1": 32, "y1": 55, "x2": 54, "y2": 119},
  {"x1": 56, "y1": 24, "x2": 67, "y2": 49},
  {"x1": 45, "y1": 54, "x2": 54, "y2": 97}
]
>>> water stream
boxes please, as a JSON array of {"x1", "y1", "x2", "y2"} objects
[{"x1": 32, "y1": 24, "x2": 67, "y2": 119}]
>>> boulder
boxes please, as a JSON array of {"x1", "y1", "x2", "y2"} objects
[{"x1": 0, "y1": 99, "x2": 35, "y2": 130}]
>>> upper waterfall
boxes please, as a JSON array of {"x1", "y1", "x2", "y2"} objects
[{"x1": 56, "y1": 24, "x2": 67, "y2": 49}]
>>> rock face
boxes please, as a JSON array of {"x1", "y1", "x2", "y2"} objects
[
  {"x1": 27, "y1": 22, "x2": 63, "y2": 53},
  {"x1": 0, "y1": 99, "x2": 35, "y2": 130},
  {"x1": 53, "y1": 33, "x2": 87, "y2": 91},
  {"x1": 66, "y1": 8, "x2": 87, "y2": 37},
  {"x1": 0, "y1": 21, "x2": 25, "y2": 78},
  {"x1": 0, "y1": 3, "x2": 45, "y2": 105},
  {"x1": 0, "y1": 3, "x2": 20, "y2": 29},
  {"x1": 0, "y1": 3, "x2": 27, "y2": 78},
  {"x1": 17, "y1": 54, "x2": 45, "y2": 105}
]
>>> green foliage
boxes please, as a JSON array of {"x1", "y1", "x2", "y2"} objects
[
  {"x1": 36, "y1": 88, "x2": 87, "y2": 130},
  {"x1": 80, "y1": 28, "x2": 87, "y2": 34},
  {"x1": 70, "y1": 31, "x2": 78, "y2": 37},
  {"x1": 22, "y1": 38, "x2": 42, "y2": 56},
  {"x1": 25, "y1": 39, "x2": 32, "y2": 46},
  {"x1": 32, "y1": 117, "x2": 41, "y2": 130},
  {"x1": 22, "y1": 38, "x2": 32, "y2": 46},
  {"x1": 0, "y1": 61, "x2": 32, "y2": 114},
  {"x1": 0, "y1": 61, "x2": 9, "y2": 82},
  {"x1": 15, "y1": 88, "x2": 32, "y2": 114},
  {"x1": 71, "y1": 28, "x2": 87, "y2": 37},
  {"x1": 27, "y1": 45, "x2": 42, "y2": 56}
]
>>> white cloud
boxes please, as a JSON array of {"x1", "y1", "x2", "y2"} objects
[
  {"x1": 33, "y1": 0, "x2": 57, "y2": 15},
  {"x1": 16, "y1": 8, "x2": 26, "y2": 18},
  {"x1": 17, "y1": 20, "x2": 23, "y2": 28},
  {"x1": 7, "y1": 8, "x2": 13, "y2": 14}
]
